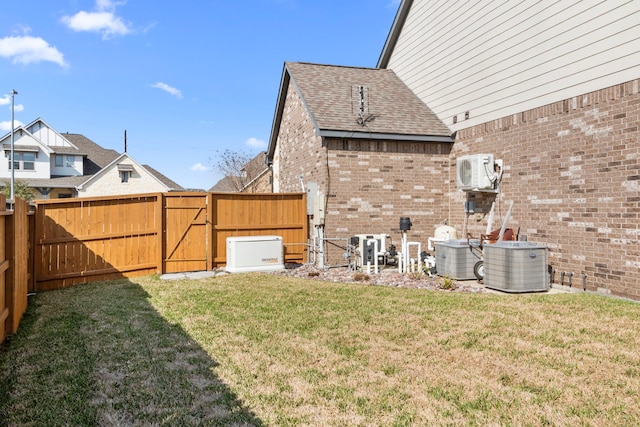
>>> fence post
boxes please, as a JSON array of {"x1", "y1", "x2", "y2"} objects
[
  {"x1": 0, "y1": 194, "x2": 7, "y2": 342},
  {"x1": 7, "y1": 197, "x2": 28, "y2": 334},
  {"x1": 157, "y1": 193, "x2": 165, "y2": 274},
  {"x1": 207, "y1": 192, "x2": 214, "y2": 271}
]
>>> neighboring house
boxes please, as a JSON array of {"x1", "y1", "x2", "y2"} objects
[
  {"x1": 0, "y1": 118, "x2": 183, "y2": 199},
  {"x1": 267, "y1": 62, "x2": 453, "y2": 249},
  {"x1": 209, "y1": 176, "x2": 238, "y2": 193},
  {"x1": 209, "y1": 152, "x2": 271, "y2": 193},
  {"x1": 268, "y1": 1, "x2": 640, "y2": 299}
]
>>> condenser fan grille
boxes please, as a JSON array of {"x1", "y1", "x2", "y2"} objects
[{"x1": 458, "y1": 159, "x2": 473, "y2": 186}]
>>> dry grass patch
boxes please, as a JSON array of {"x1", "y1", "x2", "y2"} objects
[{"x1": 1, "y1": 273, "x2": 639, "y2": 426}]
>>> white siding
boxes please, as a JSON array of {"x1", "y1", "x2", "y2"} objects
[
  {"x1": 50, "y1": 154, "x2": 83, "y2": 177},
  {"x1": 386, "y1": 0, "x2": 640, "y2": 130},
  {"x1": 27, "y1": 121, "x2": 74, "y2": 148},
  {"x1": 78, "y1": 161, "x2": 168, "y2": 197},
  {"x1": 0, "y1": 132, "x2": 51, "y2": 180}
]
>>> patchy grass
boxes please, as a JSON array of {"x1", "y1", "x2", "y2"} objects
[{"x1": 1, "y1": 274, "x2": 640, "y2": 426}]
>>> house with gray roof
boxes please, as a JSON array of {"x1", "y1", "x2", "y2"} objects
[
  {"x1": 266, "y1": 62, "x2": 454, "y2": 259},
  {"x1": 209, "y1": 151, "x2": 271, "y2": 193},
  {"x1": 1, "y1": 118, "x2": 183, "y2": 199}
]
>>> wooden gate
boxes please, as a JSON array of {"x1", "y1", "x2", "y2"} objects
[{"x1": 162, "y1": 193, "x2": 211, "y2": 273}]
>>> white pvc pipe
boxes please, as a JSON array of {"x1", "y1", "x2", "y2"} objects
[
  {"x1": 497, "y1": 201, "x2": 514, "y2": 243},
  {"x1": 367, "y1": 239, "x2": 379, "y2": 274},
  {"x1": 486, "y1": 202, "x2": 495, "y2": 235},
  {"x1": 316, "y1": 226, "x2": 324, "y2": 268},
  {"x1": 401, "y1": 232, "x2": 408, "y2": 273},
  {"x1": 407, "y1": 242, "x2": 422, "y2": 272}
]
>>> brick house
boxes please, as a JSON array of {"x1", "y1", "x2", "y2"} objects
[
  {"x1": 268, "y1": 1, "x2": 640, "y2": 300},
  {"x1": 267, "y1": 62, "x2": 453, "y2": 262},
  {"x1": 376, "y1": 0, "x2": 640, "y2": 299},
  {"x1": 209, "y1": 152, "x2": 271, "y2": 193}
]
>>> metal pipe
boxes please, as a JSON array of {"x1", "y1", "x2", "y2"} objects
[
  {"x1": 560, "y1": 271, "x2": 565, "y2": 286},
  {"x1": 582, "y1": 274, "x2": 587, "y2": 291},
  {"x1": 568, "y1": 272, "x2": 573, "y2": 287},
  {"x1": 10, "y1": 89, "x2": 18, "y2": 205}
]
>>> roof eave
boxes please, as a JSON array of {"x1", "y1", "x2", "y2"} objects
[
  {"x1": 267, "y1": 65, "x2": 291, "y2": 163},
  {"x1": 377, "y1": 0, "x2": 413, "y2": 69},
  {"x1": 318, "y1": 129, "x2": 454, "y2": 143},
  {"x1": 267, "y1": 63, "x2": 321, "y2": 164}
]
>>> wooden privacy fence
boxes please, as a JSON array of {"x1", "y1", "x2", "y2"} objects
[
  {"x1": 34, "y1": 192, "x2": 308, "y2": 291},
  {"x1": 1, "y1": 196, "x2": 31, "y2": 343}
]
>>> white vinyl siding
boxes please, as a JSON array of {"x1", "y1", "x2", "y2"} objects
[
  {"x1": 386, "y1": 0, "x2": 640, "y2": 130},
  {"x1": 27, "y1": 121, "x2": 73, "y2": 147}
]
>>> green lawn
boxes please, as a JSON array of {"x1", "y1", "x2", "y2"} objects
[{"x1": 1, "y1": 273, "x2": 639, "y2": 426}]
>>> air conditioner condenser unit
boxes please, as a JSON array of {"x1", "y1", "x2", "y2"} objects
[{"x1": 456, "y1": 153, "x2": 499, "y2": 192}]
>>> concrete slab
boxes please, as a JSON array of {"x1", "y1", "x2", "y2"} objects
[{"x1": 160, "y1": 271, "x2": 218, "y2": 281}]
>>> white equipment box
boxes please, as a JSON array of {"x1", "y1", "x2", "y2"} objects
[{"x1": 225, "y1": 236, "x2": 285, "y2": 273}]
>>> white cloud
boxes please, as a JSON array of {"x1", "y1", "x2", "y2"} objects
[
  {"x1": 0, "y1": 120, "x2": 24, "y2": 132},
  {"x1": 151, "y1": 82, "x2": 183, "y2": 99},
  {"x1": 246, "y1": 137, "x2": 267, "y2": 149},
  {"x1": 61, "y1": 0, "x2": 132, "y2": 39},
  {"x1": 190, "y1": 163, "x2": 209, "y2": 172},
  {"x1": 14, "y1": 104, "x2": 25, "y2": 112},
  {"x1": 0, "y1": 35, "x2": 67, "y2": 67}
]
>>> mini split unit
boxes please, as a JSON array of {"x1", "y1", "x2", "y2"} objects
[{"x1": 456, "y1": 153, "x2": 502, "y2": 192}]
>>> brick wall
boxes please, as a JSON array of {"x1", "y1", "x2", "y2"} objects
[
  {"x1": 451, "y1": 79, "x2": 640, "y2": 299},
  {"x1": 274, "y1": 82, "x2": 453, "y2": 264},
  {"x1": 274, "y1": 78, "x2": 639, "y2": 299},
  {"x1": 272, "y1": 81, "x2": 328, "y2": 194},
  {"x1": 323, "y1": 139, "x2": 451, "y2": 249}
]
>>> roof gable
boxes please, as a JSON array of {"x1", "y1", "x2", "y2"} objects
[
  {"x1": 268, "y1": 61, "x2": 452, "y2": 160},
  {"x1": 0, "y1": 126, "x2": 54, "y2": 154},
  {"x1": 25, "y1": 118, "x2": 77, "y2": 149},
  {"x1": 377, "y1": 0, "x2": 412, "y2": 69},
  {"x1": 77, "y1": 152, "x2": 183, "y2": 191}
]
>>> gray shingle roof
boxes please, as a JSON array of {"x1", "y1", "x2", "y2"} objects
[
  {"x1": 62, "y1": 133, "x2": 120, "y2": 176},
  {"x1": 2, "y1": 128, "x2": 186, "y2": 193},
  {"x1": 286, "y1": 62, "x2": 451, "y2": 138},
  {"x1": 142, "y1": 164, "x2": 185, "y2": 191},
  {"x1": 268, "y1": 62, "x2": 453, "y2": 161},
  {"x1": 209, "y1": 176, "x2": 239, "y2": 192}
]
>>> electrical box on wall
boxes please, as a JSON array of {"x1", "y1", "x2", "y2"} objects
[
  {"x1": 306, "y1": 182, "x2": 318, "y2": 215},
  {"x1": 465, "y1": 200, "x2": 475, "y2": 213},
  {"x1": 313, "y1": 194, "x2": 325, "y2": 226}
]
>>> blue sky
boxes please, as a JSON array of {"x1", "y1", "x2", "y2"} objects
[{"x1": 1, "y1": 0, "x2": 400, "y2": 190}]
